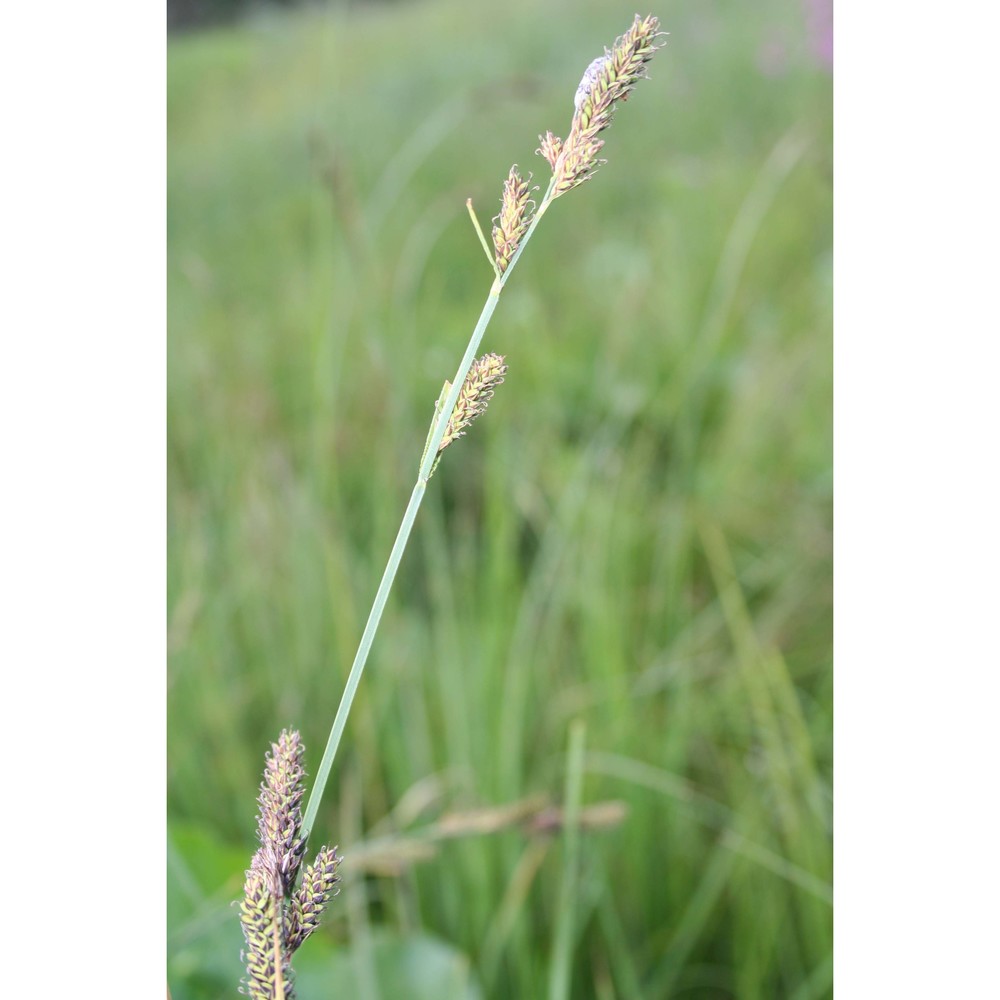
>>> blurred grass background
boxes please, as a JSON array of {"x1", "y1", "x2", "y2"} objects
[{"x1": 167, "y1": 0, "x2": 832, "y2": 996}]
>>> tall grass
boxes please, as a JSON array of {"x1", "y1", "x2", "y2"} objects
[{"x1": 168, "y1": 0, "x2": 832, "y2": 996}]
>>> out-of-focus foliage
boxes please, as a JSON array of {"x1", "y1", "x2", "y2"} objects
[{"x1": 168, "y1": 0, "x2": 832, "y2": 995}]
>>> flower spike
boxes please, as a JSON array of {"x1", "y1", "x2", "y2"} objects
[{"x1": 540, "y1": 14, "x2": 667, "y2": 197}]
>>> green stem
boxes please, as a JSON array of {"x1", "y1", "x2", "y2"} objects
[
  {"x1": 301, "y1": 477, "x2": 426, "y2": 840},
  {"x1": 300, "y1": 179, "x2": 559, "y2": 843}
]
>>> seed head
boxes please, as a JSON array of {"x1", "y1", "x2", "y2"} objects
[
  {"x1": 540, "y1": 14, "x2": 666, "y2": 197},
  {"x1": 255, "y1": 729, "x2": 307, "y2": 898},
  {"x1": 240, "y1": 731, "x2": 341, "y2": 999},
  {"x1": 492, "y1": 166, "x2": 536, "y2": 273},
  {"x1": 438, "y1": 353, "x2": 508, "y2": 452},
  {"x1": 239, "y1": 866, "x2": 292, "y2": 999},
  {"x1": 286, "y1": 846, "x2": 342, "y2": 952}
]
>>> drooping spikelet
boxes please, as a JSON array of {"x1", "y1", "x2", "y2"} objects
[
  {"x1": 438, "y1": 353, "x2": 508, "y2": 452},
  {"x1": 492, "y1": 166, "x2": 536, "y2": 273},
  {"x1": 539, "y1": 14, "x2": 666, "y2": 197}
]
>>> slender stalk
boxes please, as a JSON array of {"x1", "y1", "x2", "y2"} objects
[
  {"x1": 301, "y1": 478, "x2": 427, "y2": 840},
  {"x1": 271, "y1": 917, "x2": 286, "y2": 1000},
  {"x1": 301, "y1": 179, "x2": 554, "y2": 842}
]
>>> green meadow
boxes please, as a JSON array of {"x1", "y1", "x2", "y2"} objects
[{"x1": 167, "y1": 0, "x2": 832, "y2": 996}]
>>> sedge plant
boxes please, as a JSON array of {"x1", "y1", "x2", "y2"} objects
[{"x1": 239, "y1": 15, "x2": 666, "y2": 998}]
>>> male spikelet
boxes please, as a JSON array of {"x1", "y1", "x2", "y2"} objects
[
  {"x1": 539, "y1": 14, "x2": 666, "y2": 197},
  {"x1": 240, "y1": 731, "x2": 341, "y2": 1000}
]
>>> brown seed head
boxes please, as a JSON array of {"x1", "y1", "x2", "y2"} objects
[
  {"x1": 286, "y1": 846, "x2": 342, "y2": 952},
  {"x1": 255, "y1": 729, "x2": 308, "y2": 898},
  {"x1": 492, "y1": 166, "x2": 536, "y2": 273},
  {"x1": 438, "y1": 353, "x2": 508, "y2": 452},
  {"x1": 540, "y1": 14, "x2": 666, "y2": 197}
]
